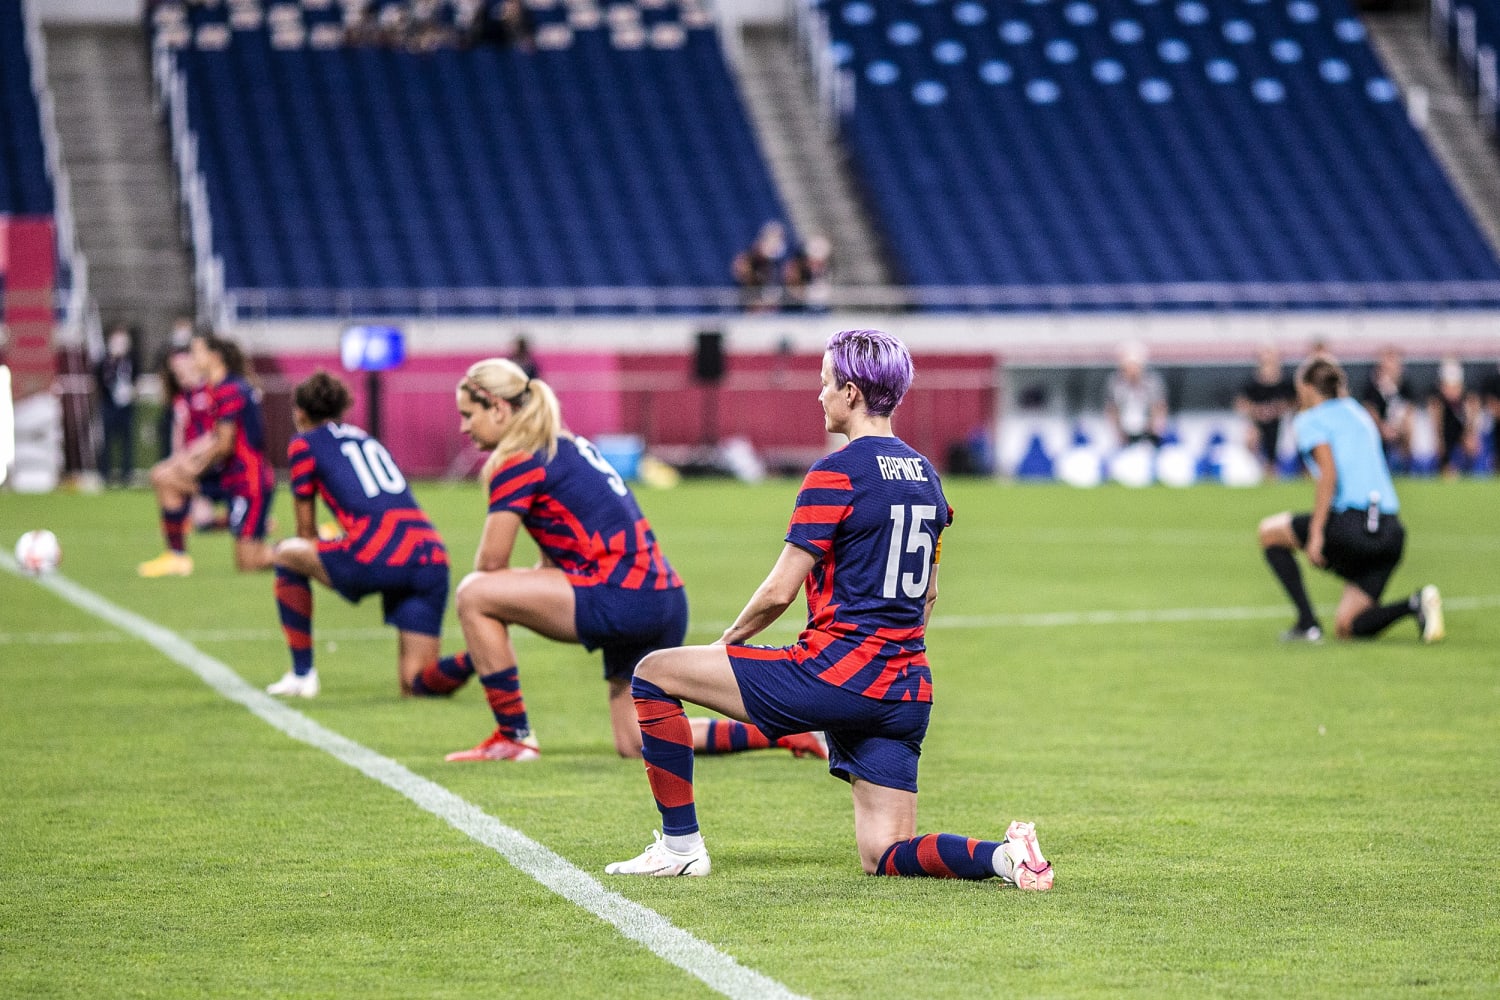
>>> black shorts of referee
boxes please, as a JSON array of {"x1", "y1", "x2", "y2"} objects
[{"x1": 1291, "y1": 508, "x2": 1405, "y2": 600}]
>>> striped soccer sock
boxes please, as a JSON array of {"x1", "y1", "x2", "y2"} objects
[
  {"x1": 411, "y1": 651, "x2": 475, "y2": 696},
  {"x1": 700, "y1": 719, "x2": 773, "y2": 753},
  {"x1": 481, "y1": 666, "x2": 530, "y2": 740},
  {"x1": 162, "y1": 502, "x2": 190, "y2": 554},
  {"x1": 633, "y1": 676, "x2": 698, "y2": 838},
  {"x1": 878, "y1": 834, "x2": 1002, "y2": 881},
  {"x1": 274, "y1": 567, "x2": 314, "y2": 676}
]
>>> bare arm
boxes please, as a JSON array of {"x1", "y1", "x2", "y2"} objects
[
  {"x1": 1306, "y1": 443, "x2": 1336, "y2": 567},
  {"x1": 187, "y1": 422, "x2": 235, "y2": 477},
  {"x1": 294, "y1": 495, "x2": 318, "y2": 542},
  {"x1": 923, "y1": 561, "x2": 941, "y2": 627},
  {"x1": 718, "y1": 543, "x2": 817, "y2": 646},
  {"x1": 475, "y1": 510, "x2": 523, "y2": 573}
]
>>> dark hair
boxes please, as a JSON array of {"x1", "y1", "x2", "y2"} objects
[
  {"x1": 160, "y1": 346, "x2": 192, "y2": 399},
  {"x1": 1297, "y1": 356, "x2": 1346, "y2": 400},
  {"x1": 294, "y1": 370, "x2": 353, "y2": 423},
  {"x1": 192, "y1": 331, "x2": 248, "y2": 378}
]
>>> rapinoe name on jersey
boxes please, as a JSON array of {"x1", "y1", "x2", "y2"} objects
[{"x1": 876, "y1": 455, "x2": 928, "y2": 481}]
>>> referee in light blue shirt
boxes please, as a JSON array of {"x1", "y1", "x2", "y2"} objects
[{"x1": 1256, "y1": 355, "x2": 1444, "y2": 644}]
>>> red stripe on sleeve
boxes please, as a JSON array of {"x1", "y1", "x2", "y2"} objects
[
  {"x1": 802, "y1": 470, "x2": 852, "y2": 491},
  {"x1": 489, "y1": 466, "x2": 545, "y2": 508},
  {"x1": 789, "y1": 504, "x2": 850, "y2": 525}
]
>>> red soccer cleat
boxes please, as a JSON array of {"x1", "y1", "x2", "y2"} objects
[
  {"x1": 444, "y1": 728, "x2": 540, "y2": 762},
  {"x1": 777, "y1": 731, "x2": 830, "y2": 760}
]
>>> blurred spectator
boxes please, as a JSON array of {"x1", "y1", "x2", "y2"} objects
[
  {"x1": 510, "y1": 334, "x2": 540, "y2": 380},
  {"x1": 1105, "y1": 341, "x2": 1168, "y2": 447},
  {"x1": 733, "y1": 220, "x2": 787, "y2": 313},
  {"x1": 1428, "y1": 358, "x2": 1482, "y2": 478},
  {"x1": 1482, "y1": 361, "x2": 1500, "y2": 422},
  {"x1": 95, "y1": 323, "x2": 140, "y2": 487},
  {"x1": 1360, "y1": 347, "x2": 1416, "y2": 472},
  {"x1": 782, "y1": 234, "x2": 833, "y2": 312},
  {"x1": 1235, "y1": 344, "x2": 1296, "y2": 477}
]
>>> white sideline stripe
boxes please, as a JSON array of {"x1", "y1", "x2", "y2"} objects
[
  {"x1": 5, "y1": 561, "x2": 805, "y2": 1000},
  {"x1": 930, "y1": 593, "x2": 1500, "y2": 630},
  {"x1": 6, "y1": 594, "x2": 1500, "y2": 646}
]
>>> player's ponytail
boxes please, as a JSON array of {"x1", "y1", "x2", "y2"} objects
[
  {"x1": 1296, "y1": 356, "x2": 1346, "y2": 401},
  {"x1": 460, "y1": 357, "x2": 562, "y2": 480}
]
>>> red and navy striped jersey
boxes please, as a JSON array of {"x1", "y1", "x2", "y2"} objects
[
  {"x1": 784, "y1": 435, "x2": 952, "y2": 702},
  {"x1": 173, "y1": 383, "x2": 218, "y2": 448},
  {"x1": 210, "y1": 376, "x2": 274, "y2": 494},
  {"x1": 288, "y1": 422, "x2": 446, "y2": 567},
  {"x1": 487, "y1": 435, "x2": 682, "y2": 590}
]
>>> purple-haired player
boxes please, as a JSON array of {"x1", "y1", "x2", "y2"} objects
[{"x1": 606, "y1": 329, "x2": 1053, "y2": 888}]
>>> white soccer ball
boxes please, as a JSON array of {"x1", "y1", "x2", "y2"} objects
[{"x1": 14, "y1": 529, "x2": 61, "y2": 575}]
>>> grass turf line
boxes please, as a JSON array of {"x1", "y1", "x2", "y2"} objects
[{"x1": 2, "y1": 478, "x2": 1498, "y2": 998}]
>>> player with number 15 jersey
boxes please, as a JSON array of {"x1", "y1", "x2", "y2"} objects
[
  {"x1": 266, "y1": 371, "x2": 464, "y2": 699},
  {"x1": 607, "y1": 329, "x2": 1051, "y2": 889}
]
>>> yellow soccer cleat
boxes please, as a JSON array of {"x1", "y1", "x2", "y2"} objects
[{"x1": 137, "y1": 551, "x2": 194, "y2": 578}]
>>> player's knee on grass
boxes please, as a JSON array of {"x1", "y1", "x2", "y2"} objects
[{"x1": 1258, "y1": 513, "x2": 1293, "y2": 549}]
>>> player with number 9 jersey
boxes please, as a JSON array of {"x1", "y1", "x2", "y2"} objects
[
  {"x1": 266, "y1": 371, "x2": 464, "y2": 700},
  {"x1": 440, "y1": 357, "x2": 828, "y2": 765}
]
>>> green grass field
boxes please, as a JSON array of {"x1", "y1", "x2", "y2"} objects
[{"x1": 2, "y1": 478, "x2": 1498, "y2": 998}]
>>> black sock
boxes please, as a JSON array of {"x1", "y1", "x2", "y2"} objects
[
  {"x1": 1265, "y1": 546, "x2": 1319, "y2": 629},
  {"x1": 1349, "y1": 598, "x2": 1415, "y2": 638}
]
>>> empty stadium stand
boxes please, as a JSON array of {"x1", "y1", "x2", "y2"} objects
[
  {"x1": 820, "y1": 0, "x2": 1500, "y2": 302},
  {"x1": 151, "y1": 0, "x2": 790, "y2": 313}
]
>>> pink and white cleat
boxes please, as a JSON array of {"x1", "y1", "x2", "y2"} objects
[
  {"x1": 444, "y1": 728, "x2": 540, "y2": 762},
  {"x1": 1002, "y1": 821, "x2": 1054, "y2": 891}
]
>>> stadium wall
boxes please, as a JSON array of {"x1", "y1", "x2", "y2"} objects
[{"x1": 243, "y1": 310, "x2": 1500, "y2": 477}]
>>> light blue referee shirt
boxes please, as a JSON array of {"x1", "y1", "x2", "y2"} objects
[{"x1": 1292, "y1": 397, "x2": 1400, "y2": 514}]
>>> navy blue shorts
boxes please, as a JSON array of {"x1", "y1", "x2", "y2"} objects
[
  {"x1": 574, "y1": 585, "x2": 688, "y2": 681},
  {"x1": 197, "y1": 473, "x2": 229, "y2": 504},
  {"x1": 727, "y1": 645, "x2": 931, "y2": 793},
  {"x1": 319, "y1": 545, "x2": 450, "y2": 637},
  {"x1": 227, "y1": 484, "x2": 274, "y2": 541}
]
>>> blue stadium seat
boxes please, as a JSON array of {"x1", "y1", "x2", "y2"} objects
[
  {"x1": 157, "y1": 2, "x2": 789, "y2": 311},
  {"x1": 822, "y1": 0, "x2": 1500, "y2": 298}
]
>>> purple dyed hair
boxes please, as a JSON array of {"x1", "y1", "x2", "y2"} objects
[{"x1": 826, "y1": 328, "x2": 913, "y2": 417}]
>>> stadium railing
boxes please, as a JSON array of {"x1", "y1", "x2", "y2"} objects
[{"x1": 219, "y1": 279, "x2": 1500, "y2": 321}]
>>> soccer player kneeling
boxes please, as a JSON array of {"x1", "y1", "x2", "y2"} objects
[{"x1": 606, "y1": 329, "x2": 1052, "y2": 889}]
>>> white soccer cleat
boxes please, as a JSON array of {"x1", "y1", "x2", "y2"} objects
[
  {"x1": 1417, "y1": 585, "x2": 1445, "y2": 644},
  {"x1": 267, "y1": 669, "x2": 320, "y2": 698},
  {"x1": 605, "y1": 831, "x2": 711, "y2": 877},
  {"x1": 1001, "y1": 821, "x2": 1053, "y2": 891}
]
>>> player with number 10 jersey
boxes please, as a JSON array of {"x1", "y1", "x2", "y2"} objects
[{"x1": 266, "y1": 371, "x2": 462, "y2": 699}]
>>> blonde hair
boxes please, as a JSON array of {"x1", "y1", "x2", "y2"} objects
[{"x1": 458, "y1": 357, "x2": 563, "y2": 479}]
